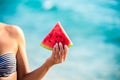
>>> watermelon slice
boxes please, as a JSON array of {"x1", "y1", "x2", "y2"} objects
[{"x1": 40, "y1": 22, "x2": 73, "y2": 50}]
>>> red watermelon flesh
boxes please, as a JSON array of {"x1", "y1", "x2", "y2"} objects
[{"x1": 40, "y1": 22, "x2": 73, "y2": 50}]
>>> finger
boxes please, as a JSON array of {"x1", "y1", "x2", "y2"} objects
[
  {"x1": 54, "y1": 43, "x2": 59, "y2": 59},
  {"x1": 63, "y1": 45, "x2": 68, "y2": 61},
  {"x1": 59, "y1": 42, "x2": 64, "y2": 63},
  {"x1": 59, "y1": 42, "x2": 63, "y2": 53},
  {"x1": 55, "y1": 43, "x2": 59, "y2": 54},
  {"x1": 52, "y1": 45, "x2": 56, "y2": 59},
  {"x1": 52, "y1": 44, "x2": 56, "y2": 54},
  {"x1": 52, "y1": 44, "x2": 59, "y2": 64},
  {"x1": 55, "y1": 43, "x2": 60, "y2": 61},
  {"x1": 64, "y1": 45, "x2": 68, "y2": 54}
]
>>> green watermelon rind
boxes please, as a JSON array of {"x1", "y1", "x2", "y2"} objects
[
  {"x1": 68, "y1": 42, "x2": 73, "y2": 48},
  {"x1": 40, "y1": 43, "x2": 52, "y2": 50},
  {"x1": 40, "y1": 42, "x2": 73, "y2": 50}
]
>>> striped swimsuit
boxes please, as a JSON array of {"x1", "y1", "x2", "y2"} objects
[{"x1": 0, "y1": 53, "x2": 16, "y2": 77}]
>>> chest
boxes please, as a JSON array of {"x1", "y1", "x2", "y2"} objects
[
  {"x1": 0, "y1": 30, "x2": 10, "y2": 45},
  {"x1": 0, "y1": 30, "x2": 18, "y2": 54}
]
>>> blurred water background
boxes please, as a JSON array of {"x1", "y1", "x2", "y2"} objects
[{"x1": 0, "y1": 0, "x2": 120, "y2": 80}]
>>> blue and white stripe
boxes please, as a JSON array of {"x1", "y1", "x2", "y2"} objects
[{"x1": 0, "y1": 53, "x2": 16, "y2": 77}]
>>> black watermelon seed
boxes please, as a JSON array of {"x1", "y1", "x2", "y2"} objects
[
  {"x1": 49, "y1": 40, "x2": 51, "y2": 42},
  {"x1": 60, "y1": 36, "x2": 62, "y2": 38},
  {"x1": 55, "y1": 40, "x2": 57, "y2": 43}
]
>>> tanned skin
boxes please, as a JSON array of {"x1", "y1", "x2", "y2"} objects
[{"x1": 0, "y1": 23, "x2": 68, "y2": 80}]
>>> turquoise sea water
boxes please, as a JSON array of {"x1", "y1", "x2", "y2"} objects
[{"x1": 0, "y1": 0, "x2": 120, "y2": 80}]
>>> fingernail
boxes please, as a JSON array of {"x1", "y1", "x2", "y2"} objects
[
  {"x1": 53, "y1": 45, "x2": 56, "y2": 48},
  {"x1": 64, "y1": 45, "x2": 67, "y2": 47},
  {"x1": 59, "y1": 42, "x2": 62, "y2": 45},
  {"x1": 55, "y1": 43, "x2": 58, "y2": 46},
  {"x1": 55, "y1": 43, "x2": 57, "y2": 46},
  {"x1": 54, "y1": 43, "x2": 57, "y2": 47}
]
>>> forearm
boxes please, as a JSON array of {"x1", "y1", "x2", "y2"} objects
[
  {"x1": 21, "y1": 43, "x2": 68, "y2": 80},
  {"x1": 22, "y1": 60, "x2": 53, "y2": 80}
]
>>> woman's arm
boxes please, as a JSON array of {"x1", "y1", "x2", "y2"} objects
[
  {"x1": 22, "y1": 43, "x2": 68, "y2": 80},
  {"x1": 15, "y1": 26, "x2": 68, "y2": 80}
]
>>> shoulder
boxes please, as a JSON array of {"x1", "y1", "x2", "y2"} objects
[{"x1": 5, "y1": 24, "x2": 25, "y2": 39}]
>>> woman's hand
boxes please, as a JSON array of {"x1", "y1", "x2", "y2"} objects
[{"x1": 46, "y1": 42, "x2": 68, "y2": 66}]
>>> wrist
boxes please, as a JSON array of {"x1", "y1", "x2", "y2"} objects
[{"x1": 45, "y1": 58, "x2": 54, "y2": 68}]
